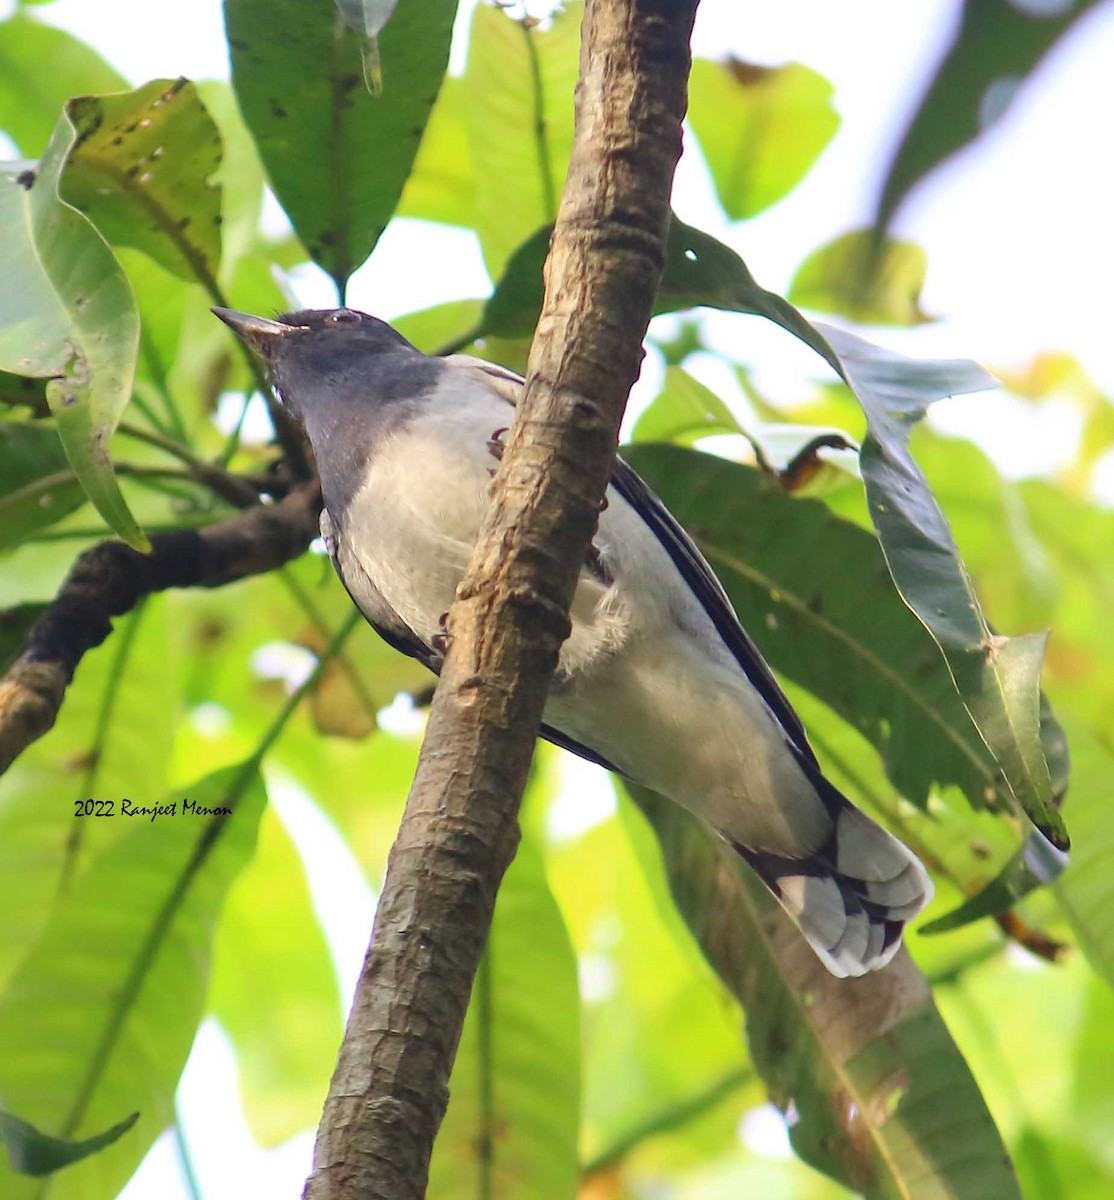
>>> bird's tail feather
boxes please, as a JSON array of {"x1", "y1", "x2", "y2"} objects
[{"x1": 732, "y1": 798, "x2": 934, "y2": 979}]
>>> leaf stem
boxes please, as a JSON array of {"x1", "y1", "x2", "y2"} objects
[
  {"x1": 581, "y1": 1065, "x2": 753, "y2": 1177},
  {"x1": 60, "y1": 603, "x2": 147, "y2": 892},
  {"x1": 277, "y1": 568, "x2": 379, "y2": 724},
  {"x1": 173, "y1": 1105, "x2": 203, "y2": 1200},
  {"x1": 475, "y1": 945, "x2": 494, "y2": 1200},
  {"x1": 520, "y1": 17, "x2": 557, "y2": 222}
]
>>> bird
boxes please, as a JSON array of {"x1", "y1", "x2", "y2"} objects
[{"x1": 214, "y1": 305, "x2": 934, "y2": 978}]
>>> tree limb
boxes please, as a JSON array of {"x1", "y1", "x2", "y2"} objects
[
  {"x1": 0, "y1": 483, "x2": 322, "y2": 775},
  {"x1": 302, "y1": 2, "x2": 699, "y2": 1197}
]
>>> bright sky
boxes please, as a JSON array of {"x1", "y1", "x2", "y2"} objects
[{"x1": 6, "y1": 0, "x2": 1112, "y2": 1195}]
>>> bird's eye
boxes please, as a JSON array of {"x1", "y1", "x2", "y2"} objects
[{"x1": 327, "y1": 309, "x2": 361, "y2": 325}]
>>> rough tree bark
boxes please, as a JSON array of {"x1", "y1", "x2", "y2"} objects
[{"x1": 301, "y1": 1, "x2": 699, "y2": 1198}]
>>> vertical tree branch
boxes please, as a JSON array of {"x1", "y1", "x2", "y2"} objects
[{"x1": 302, "y1": 2, "x2": 698, "y2": 1197}]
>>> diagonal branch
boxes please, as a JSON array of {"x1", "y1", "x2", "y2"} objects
[
  {"x1": 301, "y1": 2, "x2": 699, "y2": 1197},
  {"x1": 0, "y1": 483, "x2": 322, "y2": 775}
]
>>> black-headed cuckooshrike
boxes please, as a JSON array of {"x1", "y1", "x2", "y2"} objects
[{"x1": 215, "y1": 306, "x2": 933, "y2": 978}]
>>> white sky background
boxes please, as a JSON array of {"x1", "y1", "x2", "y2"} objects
[{"x1": 5, "y1": 0, "x2": 1113, "y2": 1195}]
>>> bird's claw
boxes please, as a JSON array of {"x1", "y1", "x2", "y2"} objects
[
  {"x1": 431, "y1": 611, "x2": 451, "y2": 657},
  {"x1": 486, "y1": 427, "x2": 510, "y2": 460}
]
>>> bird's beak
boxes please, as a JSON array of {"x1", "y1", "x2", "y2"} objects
[{"x1": 212, "y1": 308, "x2": 293, "y2": 355}]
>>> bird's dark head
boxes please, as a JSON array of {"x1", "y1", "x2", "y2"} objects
[
  {"x1": 213, "y1": 306, "x2": 417, "y2": 383},
  {"x1": 213, "y1": 306, "x2": 426, "y2": 421}
]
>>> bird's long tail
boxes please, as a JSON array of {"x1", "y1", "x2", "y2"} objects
[{"x1": 732, "y1": 778, "x2": 934, "y2": 978}]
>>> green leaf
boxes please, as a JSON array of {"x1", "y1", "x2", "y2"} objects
[
  {"x1": 428, "y1": 833, "x2": 580, "y2": 1198},
  {"x1": 0, "y1": 421, "x2": 87, "y2": 549},
  {"x1": 60, "y1": 80, "x2": 224, "y2": 289},
  {"x1": 0, "y1": 371, "x2": 48, "y2": 413},
  {"x1": 1052, "y1": 721, "x2": 1114, "y2": 993},
  {"x1": 827, "y1": 324, "x2": 1067, "y2": 851},
  {"x1": 0, "y1": 13, "x2": 126, "y2": 157},
  {"x1": 392, "y1": 298, "x2": 485, "y2": 355},
  {"x1": 626, "y1": 783, "x2": 1022, "y2": 1199},
  {"x1": 208, "y1": 804, "x2": 342, "y2": 1146},
  {"x1": 0, "y1": 604, "x2": 44, "y2": 674},
  {"x1": 0, "y1": 599, "x2": 178, "y2": 987},
  {"x1": 687, "y1": 58, "x2": 838, "y2": 221},
  {"x1": 482, "y1": 214, "x2": 835, "y2": 365},
  {"x1": 0, "y1": 118, "x2": 146, "y2": 550},
  {"x1": 463, "y1": 2, "x2": 580, "y2": 277},
  {"x1": 395, "y1": 75, "x2": 475, "y2": 228},
  {"x1": 0, "y1": 1108, "x2": 137, "y2": 1178},
  {"x1": 789, "y1": 228, "x2": 933, "y2": 326},
  {"x1": 875, "y1": 0, "x2": 1104, "y2": 232},
  {"x1": 632, "y1": 367, "x2": 742, "y2": 445},
  {"x1": 0, "y1": 763, "x2": 267, "y2": 1200},
  {"x1": 224, "y1": 0, "x2": 457, "y2": 294},
  {"x1": 543, "y1": 789, "x2": 749, "y2": 1174}
]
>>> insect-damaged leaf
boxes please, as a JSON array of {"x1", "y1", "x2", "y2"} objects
[
  {"x1": 0, "y1": 120, "x2": 145, "y2": 550},
  {"x1": 61, "y1": 79, "x2": 224, "y2": 289}
]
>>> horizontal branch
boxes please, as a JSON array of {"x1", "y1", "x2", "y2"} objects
[{"x1": 0, "y1": 482, "x2": 322, "y2": 775}]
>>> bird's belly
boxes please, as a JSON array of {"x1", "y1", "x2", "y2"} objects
[{"x1": 544, "y1": 629, "x2": 831, "y2": 857}]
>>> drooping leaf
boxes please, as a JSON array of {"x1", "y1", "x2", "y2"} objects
[
  {"x1": 624, "y1": 783, "x2": 1021, "y2": 1199},
  {"x1": 687, "y1": 58, "x2": 838, "y2": 221},
  {"x1": 0, "y1": 421, "x2": 87, "y2": 549},
  {"x1": 0, "y1": 763, "x2": 267, "y2": 1200},
  {"x1": 224, "y1": 0, "x2": 457, "y2": 294},
  {"x1": 875, "y1": 0, "x2": 1105, "y2": 232},
  {"x1": 61, "y1": 79, "x2": 224, "y2": 289},
  {"x1": 462, "y1": 2, "x2": 580, "y2": 277},
  {"x1": 208, "y1": 804, "x2": 342, "y2": 1146},
  {"x1": 482, "y1": 214, "x2": 835, "y2": 366},
  {"x1": 789, "y1": 229, "x2": 934, "y2": 326},
  {"x1": 0, "y1": 13, "x2": 126, "y2": 157},
  {"x1": 0, "y1": 123, "x2": 145, "y2": 550},
  {"x1": 0, "y1": 1108, "x2": 137, "y2": 1178},
  {"x1": 428, "y1": 833, "x2": 580, "y2": 1198},
  {"x1": 824, "y1": 323, "x2": 1067, "y2": 852}
]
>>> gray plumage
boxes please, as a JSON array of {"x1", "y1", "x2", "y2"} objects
[{"x1": 214, "y1": 305, "x2": 934, "y2": 978}]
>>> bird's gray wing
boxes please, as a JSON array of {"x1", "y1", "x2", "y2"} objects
[{"x1": 608, "y1": 455, "x2": 819, "y2": 767}]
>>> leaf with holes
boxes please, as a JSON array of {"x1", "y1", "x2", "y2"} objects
[
  {"x1": 0, "y1": 124, "x2": 145, "y2": 550},
  {"x1": 60, "y1": 79, "x2": 224, "y2": 289},
  {"x1": 0, "y1": 763, "x2": 266, "y2": 1200}
]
